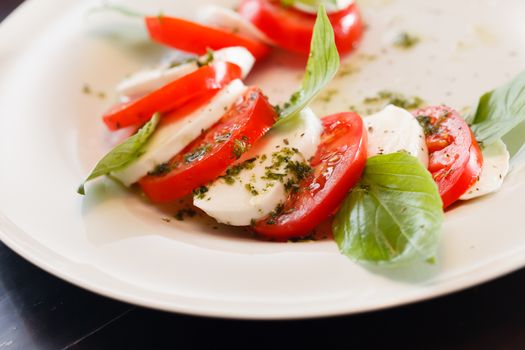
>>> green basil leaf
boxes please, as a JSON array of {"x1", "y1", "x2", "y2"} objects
[
  {"x1": 333, "y1": 152, "x2": 444, "y2": 266},
  {"x1": 78, "y1": 113, "x2": 160, "y2": 195},
  {"x1": 470, "y1": 71, "x2": 525, "y2": 145},
  {"x1": 273, "y1": 5, "x2": 340, "y2": 128}
]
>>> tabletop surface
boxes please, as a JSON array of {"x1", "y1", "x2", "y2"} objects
[{"x1": 2, "y1": 1, "x2": 525, "y2": 349}]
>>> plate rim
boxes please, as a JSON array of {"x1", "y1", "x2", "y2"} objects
[
  {"x1": 3, "y1": 208, "x2": 525, "y2": 320},
  {"x1": 1, "y1": 0, "x2": 525, "y2": 320}
]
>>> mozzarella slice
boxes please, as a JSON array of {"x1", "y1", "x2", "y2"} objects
[
  {"x1": 212, "y1": 47, "x2": 256, "y2": 79},
  {"x1": 117, "y1": 62, "x2": 198, "y2": 101},
  {"x1": 292, "y1": 0, "x2": 353, "y2": 14},
  {"x1": 111, "y1": 79, "x2": 248, "y2": 186},
  {"x1": 460, "y1": 139, "x2": 510, "y2": 200},
  {"x1": 194, "y1": 108, "x2": 323, "y2": 226},
  {"x1": 196, "y1": 5, "x2": 272, "y2": 44},
  {"x1": 117, "y1": 47, "x2": 255, "y2": 100},
  {"x1": 364, "y1": 105, "x2": 429, "y2": 167}
]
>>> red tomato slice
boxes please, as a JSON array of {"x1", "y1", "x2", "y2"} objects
[
  {"x1": 238, "y1": 0, "x2": 364, "y2": 55},
  {"x1": 103, "y1": 62, "x2": 242, "y2": 131},
  {"x1": 139, "y1": 87, "x2": 277, "y2": 203},
  {"x1": 413, "y1": 106, "x2": 483, "y2": 208},
  {"x1": 254, "y1": 112, "x2": 367, "y2": 240},
  {"x1": 145, "y1": 16, "x2": 270, "y2": 60}
]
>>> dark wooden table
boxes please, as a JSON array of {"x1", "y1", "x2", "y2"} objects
[{"x1": 2, "y1": 1, "x2": 525, "y2": 349}]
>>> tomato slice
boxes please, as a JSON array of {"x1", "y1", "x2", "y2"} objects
[
  {"x1": 145, "y1": 16, "x2": 270, "y2": 60},
  {"x1": 413, "y1": 106, "x2": 483, "y2": 208},
  {"x1": 254, "y1": 112, "x2": 367, "y2": 240},
  {"x1": 238, "y1": 0, "x2": 364, "y2": 55},
  {"x1": 103, "y1": 62, "x2": 241, "y2": 131},
  {"x1": 139, "y1": 87, "x2": 277, "y2": 203}
]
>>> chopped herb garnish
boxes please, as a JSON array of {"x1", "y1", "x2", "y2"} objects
[
  {"x1": 192, "y1": 186, "x2": 209, "y2": 200},
  {"x1": 169, "y1": 49, "x2": 214, "y2": 69},
  {"x1": 284, "y1": 178, "x2": 300, "y2": 193},
  {"x1": 358, "y1": 90, "x2": 425, "y2": 114},
  {"x1": 266, "y1": 203, "x2": 285, "y2": 225},
  {"x1": 82, "y1": 84, "x2": 92, "y2": 95},
  {"x1": 174, "y1": 208, "x2": 197, "y2": 221},
  {"x1": 288, "y1": 233, "x2": 317, "y2": 243},
  {"x1": 393, "y1": 32, "x2": 420, "y2": 49},
  {"x1": 259, "y1": 147, "x2": 310, "y2": 190},
  {"x1": 221, "y1": 158, "x2": 258, "y2": 184},
  {"x1": 277, "y1": 91, "x2": 302, "y2": 117},
  {"x1": 82, "y1": 84, "x2": 107, "y2": 99},
  {"x1": 262, "y1": 172, "x2": 287, "y2": 181},
  {"x1": 245, "y1": 183, "x2": 259, "y2": 196},
  {"x1": 222, "y1": 175, "x2": 236, "y2": 185},
  {"x1": 232, "y1": 136, "x2": 250, "y2": 159},
  {"x1": 416, "y1": 115, "x2": 439, "y2": 135},
  {"x1": 197, "y1": 49, "x2": 215, "y2": 67},
  {"x1": 337, "y1": 63, "x2": 360, "y2": 78},
  {"x1": 214, "y1": 131, "x2": 232, "y2": 143},
  {"x1": 317, "y1": 88, "x2": 338, "y2": 103},
  {"x1": 148, "y1": 162, "x2": 171, "y2": 176},
  {"x1": 184, "y1": 144, "x2": 212, "y2": 164},
  {"x1": 286, "y1": 160, "x2": 312, "y2": 182}
]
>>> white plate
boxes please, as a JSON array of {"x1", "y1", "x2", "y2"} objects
[{"x1": 1, "y1": 0, "x2": 525, "y2": 319}]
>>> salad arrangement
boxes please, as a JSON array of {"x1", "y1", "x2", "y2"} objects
[{"x1": 79, "y1": 0, "x2": 525, "y2": 267}]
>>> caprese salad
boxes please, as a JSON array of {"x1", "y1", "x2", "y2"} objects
[
  {"x1": 79, "y1": 2, "x2": 525, "y2": 267},
  {"x1": 97, "y1": 0, "x2": 363, "y2": 58}
]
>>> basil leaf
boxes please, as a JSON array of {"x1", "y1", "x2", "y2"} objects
[
  {"x1": 273, "y1": 5, "x2": 340, "y2": 128},
  {"x1": 470, "y1": 71, "x2": 525, "y2": 145},
  {"x1": 78, "y1": 113, "x2": 160, "y2": 195},
  {"x1": 333, "y1": 153, "x2": 444, "y2": 266}
]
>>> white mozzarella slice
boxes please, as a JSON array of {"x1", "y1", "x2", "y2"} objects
[
  {"x1": 292, "y1": 0, "x2": 353, "y2": 14},
  {"x1": 460, "y1": 139, "x2": 510, "y2": 200},
  {"x1": 117, "y1": 47, "x2": 255, "y2": 100},
  {"x1": 112, "y1": 79, "x2": 248, "y2": 186},
  {"x1": 196, "y1": 5, "x2": 272, "y2": 44},
  {"x1": 212, "y1": 47, "x2": 255, "y2": 79},
  {"x1": 117, "y1": 62, "x2": 198, "y2": 101},
  {"x1": 194, "y1": 108, "x2": 323, "y2": 226},
  {"x1": 364, "y1": 105, "x2": 429, "y2": 167}
]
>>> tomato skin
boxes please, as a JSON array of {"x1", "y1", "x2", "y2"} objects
[
  {"x1": 254, "y1": 112, "x2": 367, "y2": 240},
  {"x1": 413, "y1": 106, "x2": 483, "y2": 208},
  {"x1": 102, "y1": 62, "x2": 242, "y2": 131},
  {"x1": 139, "y1": 87, "x2": 277, "y2": 203},
  {"x1": 238, "y1": 0, "x2": 364, "y2": 55},
  {"x1": 145, "y1": 16, "x2": 270, "y2": 60}
]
